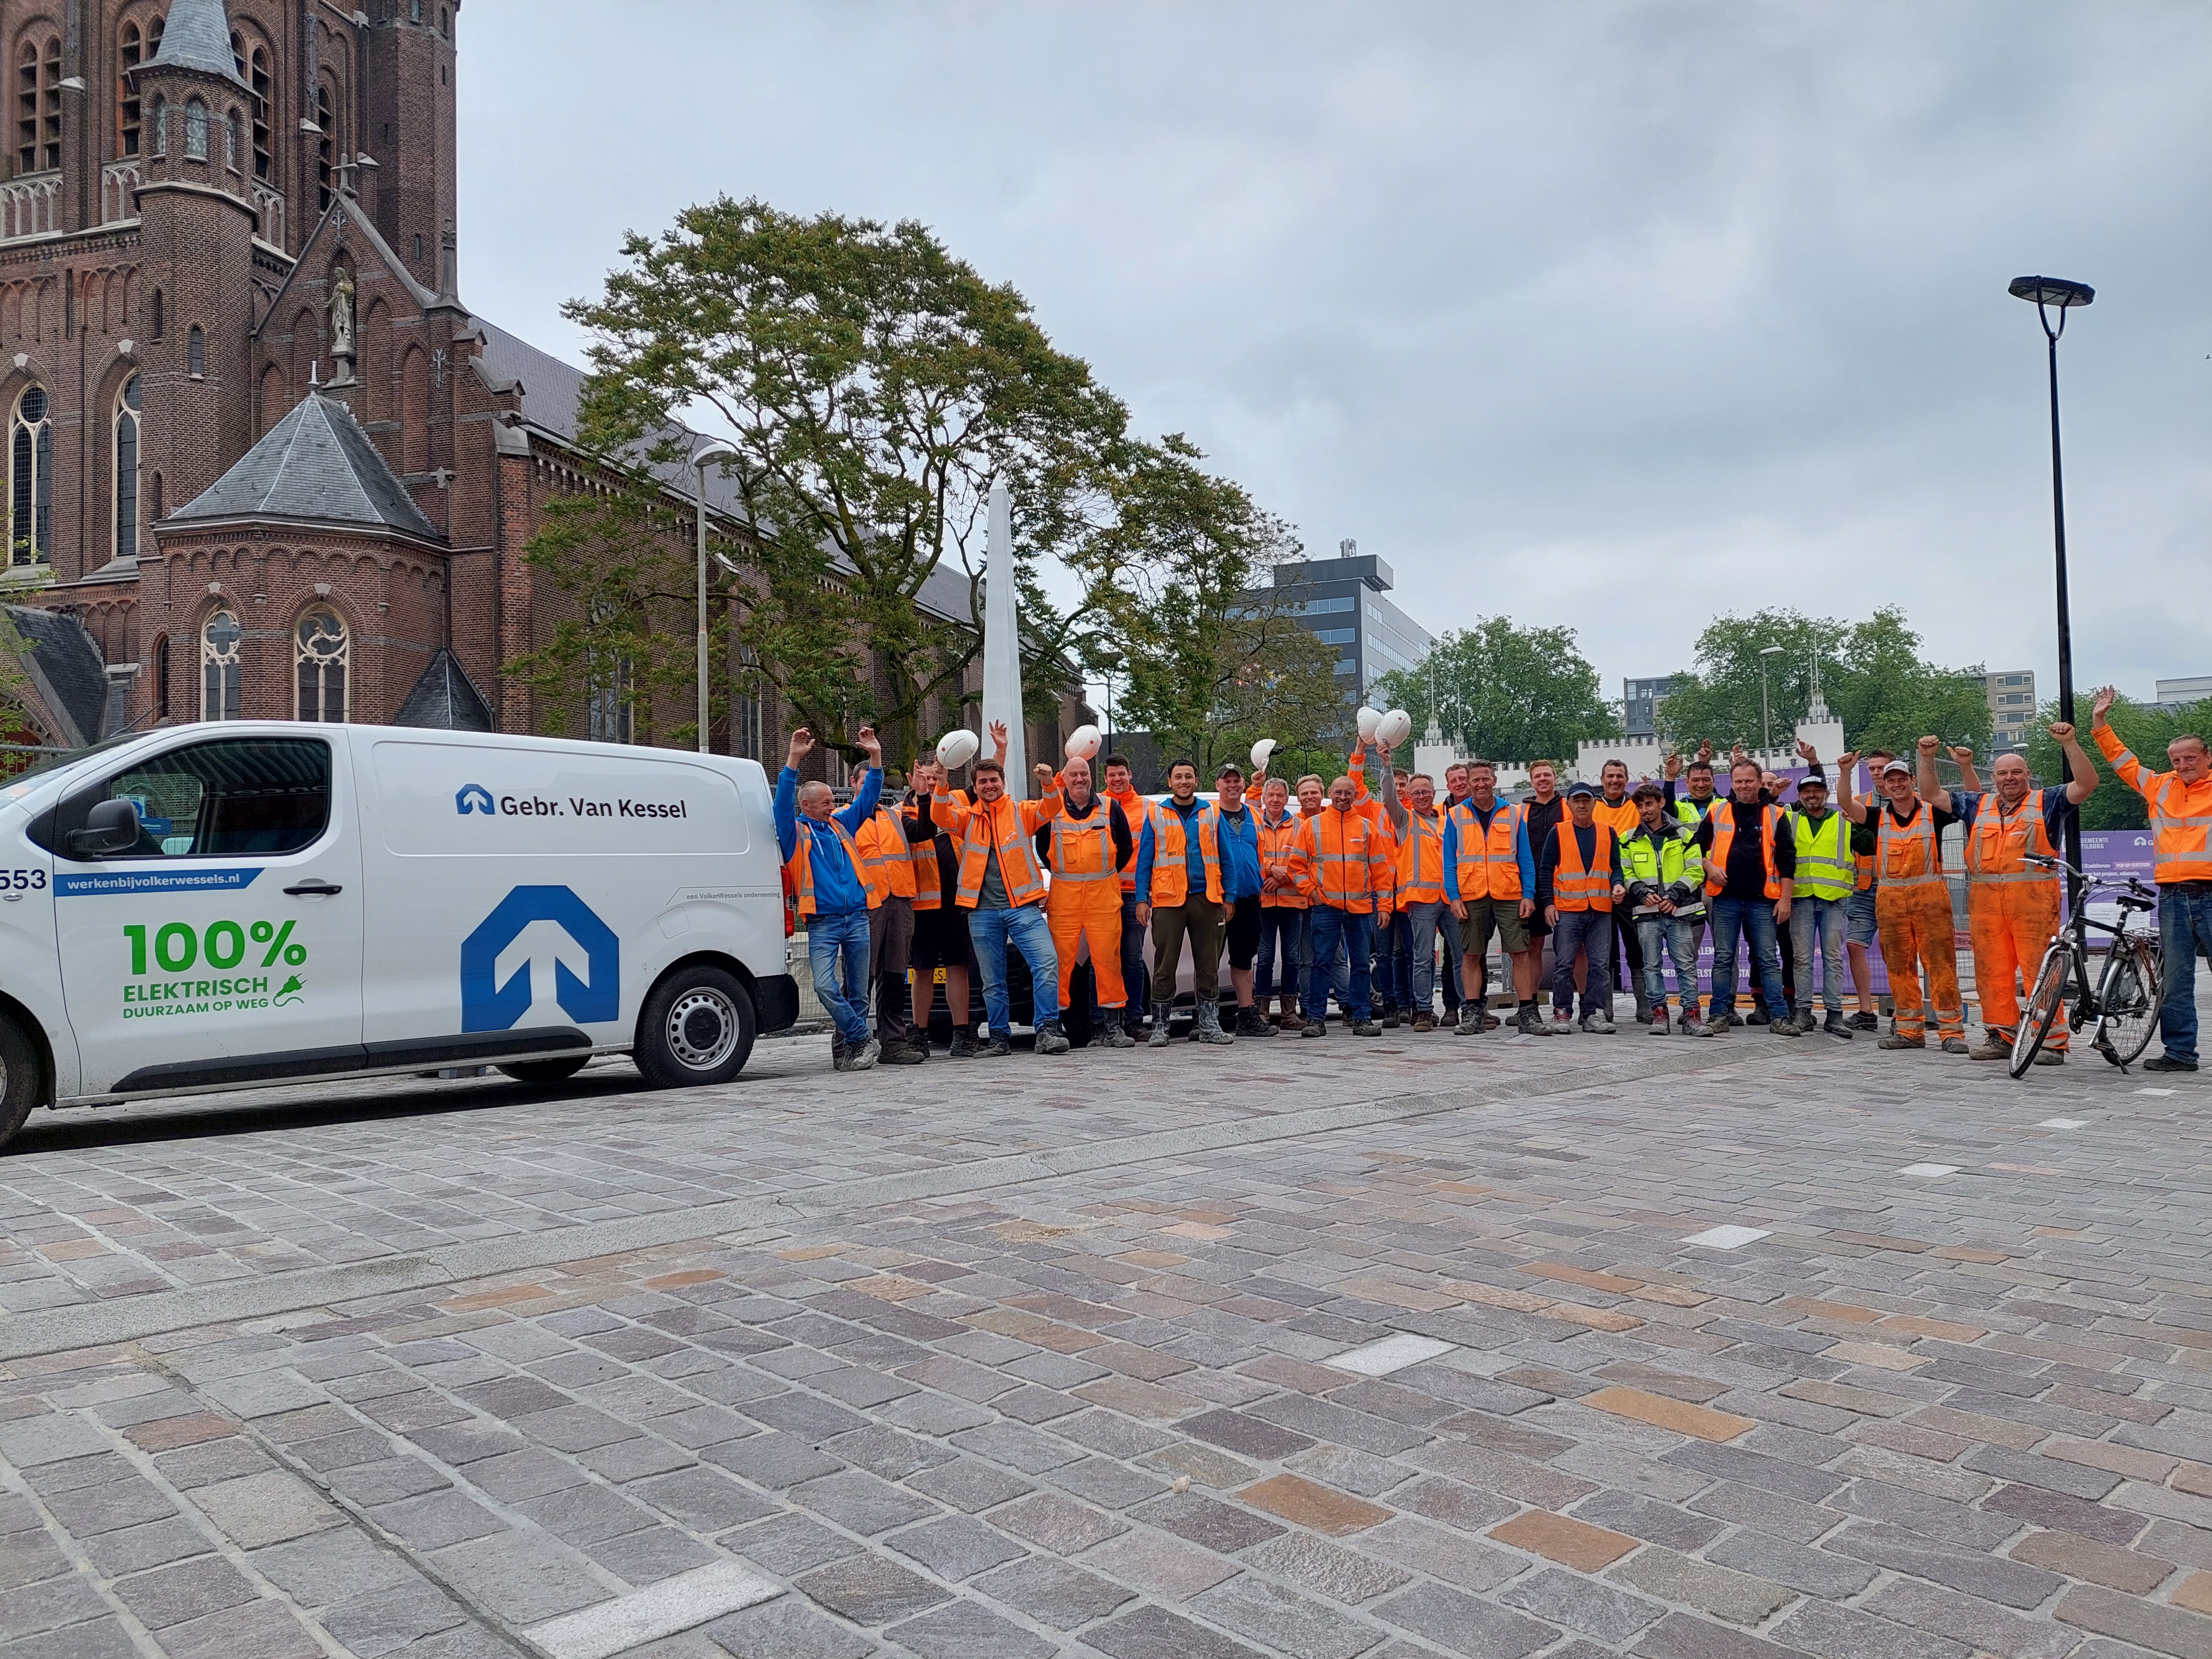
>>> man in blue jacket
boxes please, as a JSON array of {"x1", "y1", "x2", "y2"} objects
[
  {"x1": 1213, "y1": 763, "x2": 1272, "y2": 1038},
  {"x1": 775, "y1": 725, "x2": 884, "y2": 1071}
]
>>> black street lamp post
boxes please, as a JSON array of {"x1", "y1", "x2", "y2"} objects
[{"x1": 2009, "y1": 273, "x2": 2094, "y2": 909}]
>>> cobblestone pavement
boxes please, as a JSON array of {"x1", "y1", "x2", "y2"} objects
[{"x1": 1, "y1": 1006, "x2": 2209, "y2": 1658}]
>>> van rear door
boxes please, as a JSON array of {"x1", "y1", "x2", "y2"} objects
[{"x1": 50, "y1": 732, "x2": 365, "y2": 1096}]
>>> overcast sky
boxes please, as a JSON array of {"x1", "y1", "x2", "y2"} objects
[{"x1": 458, "y1": 1, "x2": 2209, "y2": 710}]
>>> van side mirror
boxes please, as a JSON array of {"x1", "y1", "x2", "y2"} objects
[{"x1": 67, "y1": 797, "x2": 143, "y2": 858}]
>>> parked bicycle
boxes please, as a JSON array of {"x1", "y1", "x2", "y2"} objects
[{"x1": 2009, "y1": 854, "x2": 2163, "y2": 1078}]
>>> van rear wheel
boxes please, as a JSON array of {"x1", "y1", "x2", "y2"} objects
[
  {"x1": 635, "y1": 965, "x2": 755, "y2": 1088},
  {"x1": 497, "y1": 1056, "x2": 591, "y2": 1085},
  {"x1": 0, "y1": 1014, "x2": 41, "y2": 1153}
]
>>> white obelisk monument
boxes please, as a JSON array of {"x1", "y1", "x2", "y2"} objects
[{"x1": 981, "y1": 476, "x2": 1028, "y2": 793}]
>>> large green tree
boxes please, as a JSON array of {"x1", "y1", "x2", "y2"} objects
[
  {"x1": 542, "y1": 197, "x2": 1133, "y2": 762},
  {"x1": 2022, "y1": 696, "x2": 2211, "y2": 831},
  {"x1": 1655, "y1": 608, "x2": 1991, "y2": 758},
  {"x1": 1072, "y1": 437, "x2": 1343, "y2": 777},
  {"x1": 1369, "y1": 617, "x2": 1615, "y2": 765}
]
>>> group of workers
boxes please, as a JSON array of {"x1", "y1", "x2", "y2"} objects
[{"x1": 773, "y1": 684, "x2": 2212, "y2": 1075}]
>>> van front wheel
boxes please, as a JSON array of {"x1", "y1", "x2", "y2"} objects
[
  {"x1": 0, "y1": 1014, "x2": 42, "y2": 1152},
  {"x1": 635, "y1": 966, "x2": 755, "y2": 1088}
]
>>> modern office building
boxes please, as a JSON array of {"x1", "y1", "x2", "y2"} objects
[
  {"x1": 1252, "y1": 541, "x2": 1433, "y2": 708},
  {"x1": 1623, "y1": 675, "x2": 1676, "y2": 739},
  {"x1": 1986, "y1": 669, "x2": 2036, "y2": 751},
  {"x1": 2155, "y1": 676, "x2": 2212, "y2": 706}
]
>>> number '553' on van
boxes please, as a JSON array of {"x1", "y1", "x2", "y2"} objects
[{"x1": 0, "y1": 722, "x2": 800, "y2": 1150}]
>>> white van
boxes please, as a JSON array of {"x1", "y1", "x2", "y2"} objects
[{"x1": 0, "y1": 722, "x2": 796, "y2": 1149}]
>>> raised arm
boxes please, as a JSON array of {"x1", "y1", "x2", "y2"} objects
[
  {"x1": 2049, "y1": 721, "x2": 2099, "y2": 806},
  {"x1": 2089, "y1": 688, "x2": 2154, "y2": 800},
  {"x1": 1916, "y1": 737, "x2": 1954, "y2": 816},
  {"x1": 1835, "y1": 752, "x2": 1869, "y2": 824}
]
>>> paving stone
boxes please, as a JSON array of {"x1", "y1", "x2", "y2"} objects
[
  {"x1": 1075, "y1": 1528, "x2": 1241, "y2": 1599},
  {"x1": 1489, "y1": 1509, "x2": 1638, "y2": 1571},
  {"x1": 0, "y1": 1615, "x2": 144, "y2": 1659},
  {"x1": 627, "y1": 1466, "x2": 778, "y2": 1533},
  {"x1": 1081, "y1": 1603, "x2": 1271, "y2": 1659},
  {"x1": 1358, "y1": 1517, "x2": 1521, "y2": 1593},
  {"x1": 725, "y1": 1511, "x2": 866, "y2": 1574},
  {"x1": 703, "y1": 1432, "x2": 846, "y2": 1490},
  {"x1": 1235, "y1": 1473, "x2": 1391, "y2": 1537},
  {"x1": 0, "y1": 1571, "x2": 111, "y2": 1643},
  {"x1": 1193, "y1": 1573, "x2": 1386, "y2": 1659},
  {"x1": 888, "y1": 1514, "x2": 1029, "y2": 1581},
  {"x1": 787, "y1": 1469, "x2": 940, "y2": 1537},
  {"x1": 2012, "y1": 1528, "x2": 2178, "y2": 1594},
  {"x1": 1571, "y1": 1490, "x2": 1728, "y2": 1552},
  {"x1": 1706, "y1": 1528, "x2": 1880, "y2": 1598},
  {"x1": 1860, "y1": 1577, "x2": 2083, "y2": 1659},
  {"x1": 905, "y1": 1458, "x2": 1037, "y2": 1514},
  {"x1": 795, "y1": 1552, "x2": 952, "y2": 1625},
  {"x1": 184, "y1": 1471, "x2": 339, "y2": 1549},
  {"x1": 1373, "y1": 1580, "x2": 1558, "y2": 1658},
  {"x1": 969, "y1": 1553, "x2": 1133, "y2": 1627},
  {"x1": 2055, "y1": 1584, "x2": 2212, "y2": 1659},
  {"x1": 432, "y1": 1528, "x2": 609, "y2": 1625},
  {"x1": 1630, "y1": 1610, "x2": 1817, "y2": 1659},
  {"x1": 1178, "y1": 1408, "x2": 1317, "y2": 1460},
  {"x1": 1498, "y1": 1564, "x2": 1665, "y2": 1643},
  {"x1": 248, "y1": 1528, "x2": 420, "y2": 1609},
  {"x1": 884, "y1": 1597, "x2": 1057, "y2": 1658},
  {"x1": 705, "y1": 1596, "x2": 877, "y2": 1659},
  {"x1": 1129, "y1": 1489, "x2": 1284, "y2": 1553},
  {"x1": 1609, "y1": 1544, "x2": 1801, "y2": 1625},
  {"x1": 1768, "y1": 1599, "x2": 1974, "y2": 1659},
  {"x1": 1047, "y1": 1453, "x2": 1167, "y2": 1510},
  {"x1": 75, "y1": 1516, "x2": 213, "y2": 1577},
  {"x1": 317, "y1": 1582, "x2": 469, "y2": 1658}
]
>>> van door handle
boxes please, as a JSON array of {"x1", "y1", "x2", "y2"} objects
[{"x1": 283, "y1": 879, "x2": 344, "y2": 897}]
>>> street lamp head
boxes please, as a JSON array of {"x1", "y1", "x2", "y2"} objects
[
  {"x1": 2008, "y1": 276, "x2": 2093, "y2": 308},
  {"x1": 692, "y1": 439, "x2": 740, "y2": 470},
  {"x1": 1759, "y1": 645, "x2": 1784, "y2": 657}
]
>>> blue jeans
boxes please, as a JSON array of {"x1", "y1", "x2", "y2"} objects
[
  {"x1": 1549, "y1": 907, "x2": 1613, "y2": 1015},
  {"x1": 1711, "y1": 895, "x2": 1789, "y2": 1020},
  {"x1": 1635, "y1": 911, "x2": 1702, "y2": 1015},
  {"x1": 1790, "y1": 896, "x2": 1850, "y2": 1015},
  {"x1": 1404, "y1": 900, "x2": 1448, "y2": 1012},
  {"x1": 1255, "y1": 906, "x2": 1301, "y2": 1000},
  {"x1": 1306, "y1": 907, "x2": 1374, "y2": 1023},
  {"x1": 970, "y1": 903, "x2": 1062, "y2": 1037},
  {"x1": 2157, "y1": 884, "x2": 2212, "y2": 1063},
  {"x1": 807, "y1": 907, "x2": 873, "y2": 1048}
]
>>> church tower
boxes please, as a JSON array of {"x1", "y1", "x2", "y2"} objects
[{"x1": 363, "y1": 0, "x2": 461, "y2": 296}]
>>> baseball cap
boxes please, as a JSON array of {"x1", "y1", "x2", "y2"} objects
[
  {"x1": 1881, "y1": 759, "x2": 1913, "y2": 777},
  {"x1": 1564, "y1": 779, "x2": 1599, "y2": 798}
]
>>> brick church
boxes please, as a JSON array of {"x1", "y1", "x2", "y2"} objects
[{"x1": 0, "y1": 0, "x2": 1044, "y2": 769}]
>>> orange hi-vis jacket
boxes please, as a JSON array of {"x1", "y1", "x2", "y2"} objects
[
  {"x1": 1046, "y1": 807, "x2": 1119, "y2": 886},
  {"x1": 1553, "y1": 822, "x2": 1615, "y2": 913},
  {"x1": 1257, "y1": 808, "x2": 1309, "y2": 909},
  {"x1": 1704, "y1": 802, "x2": 1786, "y2": 900},
  {"x1": 1106, "y1": 784, "x2": 1152, "y2": 896},
  {"x1": 1964, "y1": 788, "x2": 2060, "y2": 890},
  {"x1": 1855, "y1": 851, "x2": 1876, "y2": 892},
  {"x1": 1397, "y1": 808, "x2": 1447, "y2": 904},
  {"x1": 855, "y1": 807, "x2": 917, "y2": 907},
  {"x1": 1876, "y1": 801, "x2": 1942, "y2": 887},
  {"x1": 1593, "y1": 796, "x2": 1639, "y2": 840},
  {"x1": 1448, "y1": 800, "x2": 1525, "y2": 901},
  {"x1": 904, "y1": 788, "x2": 968, "y2": 912},
  {"x1": 788, "y1": 815, "x2": 866, "y2": 920},
  {"x1": 1144, "y1": 801, "x2": 1224, "y2": 907},
  {"x1": 1291, "y1": 806, "x2": 1394, "y2": 916},
  {"x1": 932, "y1": 789, "x2": 1060, "y2": 908},
  {"x1": 2097, "y1": 725, "x2": 2212, "y2": 885}
]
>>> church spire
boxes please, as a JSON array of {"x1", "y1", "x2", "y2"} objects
[{"x1": 145, "y1": 0, "x2": 252, "y2": 94}]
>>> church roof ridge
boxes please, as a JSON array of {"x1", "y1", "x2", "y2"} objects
[{"x1": 168, "y1": 392, "x2": 442, "y2": 542}]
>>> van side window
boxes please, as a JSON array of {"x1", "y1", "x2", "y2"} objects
[{"x1": 66, "y1": 738, "x2": 332, "y2": 859}]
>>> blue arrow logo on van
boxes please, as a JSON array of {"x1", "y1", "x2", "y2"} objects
[
  {"x1": 456, "y1": 784, "x2": 496, "y2": 815},
  {"x1": 460, "y1": 885, "x2": 619, "y2": 1031}
]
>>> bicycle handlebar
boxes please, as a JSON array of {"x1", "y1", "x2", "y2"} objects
[{"x1": 2024, "y1": 853, "x2": 2156, "y2": 900}]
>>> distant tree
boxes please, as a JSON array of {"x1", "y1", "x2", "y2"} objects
[
  {"x1": 550, "y1": 197, "x2": 1130, "y2": 763},
  {"x1": 1074, "y1": 437, "x2": 1343, "y2": 778},
  {"x1": 1655, "y1": 607, "x2": 1990, "y2": 759},
  {"x1": 0, "y1": 610, "x2": 33, "y2": 732},
  {"x1": 1369, "y1": 617, "x2": 1615, "y2": 765},
  {"x1": 2024, "y1": 696, "x2": 2211, "y2": 831}
]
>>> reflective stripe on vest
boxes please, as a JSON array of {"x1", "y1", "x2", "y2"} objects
[
  {"x1": 2150, "y1": 773, "x2": 2212, "y2": 884},
  {"x1": 1673, "y1": 795, "x2": 1716, "y2": 826},
  {"x1": 1449, "y1": 801, "x2": 1524, "y2": 900},
  {"x1": 1258, "y1": 811, "x2": 1309, "y2": 908},
  {"x1": 954, "y1": 799, "x2": 1049, "y2": 907},
  {"x1": 1966, "y1": 788, "x2": 2061, "y2": 886},
  {"x1": 1703, "y1": 803, "x2": 1784, "y2": 899},
  {"x1": 857, "y1": 808, "x2": 916, "y2": 904},
  {"x1": 907, "y1": 805, "x2": 944, "y2": 910},
  {"x1": 1877, "y1": 802, "x2": 1941, "y2": 888},
  {"x1": 1049, "y1": 807, "x2": 1117, "y2": 884},
  {"x1": 1149, "y1": 804, "x2": 1223, "y2": 907},
  {"x1": 1553, "y1": 822, "x2": 1614, "y2": 912},
  {"x1": 1398, "y1": 811, "x2": 1447, "y2": 902},
  {"x1": 1305, "y1": 810, "x2": 1385, "y2": 912},
  {"x1": 1790, "y1": 809, "x2": 1854, "y2": 902},
  {"x1": 787, "y1": 816, "x2": 865, "y2": 918},
  {"x1": 1108, "y1": 789, "x2": 1151, "y2": 893},
  {"x1": 1622, "y1": 824, "x2": 1703, "y2": 896},
  {"x1": 1855, "y1": 851, "x2": 1875, "y2": 892}
]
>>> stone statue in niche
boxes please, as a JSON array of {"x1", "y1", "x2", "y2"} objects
[{"x1": 326, "y1": 270, "x2": 357, "y2": 386}]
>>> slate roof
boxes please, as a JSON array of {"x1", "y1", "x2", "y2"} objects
[
  {"x1": 168, "y1": 393, "x2": 441, "y2": 542},
  {"x1": 145, "y1": 0, "x2": 253, "y2": 94},
  {"x1": 5, "y1": 606, "x2": 111, "y2": 746},
  {"x1": 393, "y1": 649, "x2": 494, "y2": 732}
]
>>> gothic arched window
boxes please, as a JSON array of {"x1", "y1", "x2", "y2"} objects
[
  {"x1": 114, "y1": 376, "x2": 143, "y2": 560},
  {"x1": 152, "y1": 634, "x2": 170, "y2": 720},
  {"x1": 224, "y1": 109, "x2": 241, "y2": 171},
  {"x1": 295, "y1": 608, "x2": 347, "y2": 722},
  {"x1": 315, "y1": 85, "x2": 334, "y2": 210},
  {"x1": 119, "y1": 21, "x2": 154, "y2": 156},
  {"x1": 187, "y1": 324, "x2": 204, "y2": 376},
  {"x1": 149, "y1": 94, "x2": 167, "y2": 158},
  {"x1": 17, "y1": 35, "x2": 60, "y2": 176},
  {"x1": 183, "y1": 98, "x2": 209, "y2": 160},
  {"x1": 201, "y1": 610, "x2": 242, "y2": 720},
  {"x1": 10, "y1": 386, "x2": 50, "y2": 567}
]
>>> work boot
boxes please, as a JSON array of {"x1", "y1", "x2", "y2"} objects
[
  {"x1": 2144, "y1": 1055, "x2": 2200, "y2": 1072},
  {"x1": 1649, "y1": 1010, "x2": 1671, "y2": 1037},
  {"x1": 2033, "y1": 1049, "x2": 2065, "y2": 1066},
  {"x1": 1481, "y1": 1008, "x2": 1502, "y2": 1030},
  {"x1": 1967, "y1": 1036, "x2": 2010, "y2": 1060},
  {"x1": 1848, "y1": 1011, "x2": 1879, "y2": 1032},
  {"x1": 1148, "y1": 1003, "x2": 1173, "y2": 1047},
  {"x1": 1097, "y1": 1021, "x2": 1137, "y2": 1049},
  {"x1": 1194, "y1": 1002, "x2": 1235, "y2": 1045},
  {"x1": 1412, "y1": 1011, "x2": 1436, "y2": 1032},
  {"x1": 882, "y1": 1042, "x2": 927, "y2": 1065},
  {"x1": 1770, "y1": 1018, "x2": 1800, "y2": 1039},
  {"x1": 830, "y1": 1039, "x2": 852, "y2": 1072},
  {"x1": 1633, "y1": 989, "x2": 1653, "y2": 1024},
  {"x1": 1547, "y1": 1007, "x2": 1575, "y2": 1035},
  {"x1": 1680, "y1": 1013, "x2": 1706, "y2": 1037},
  {"x1": 949, "y1": 1026, "x2": 979, "y2": 1059},
  {"x1": 981, "y1": 1031, "x2": 1012, "y2": 1057},
  {"x1": 1457, "y1": 1004, "x2": 1483, "y2": 1035},
  {"x1": 1582, "y1": 1008, "x2": 1615, "y2": 1034},
  {"x1": 851, "y1": 1037, "x2": 882, "y2": 1071},
  {"x1": 1235, "y1": 1004, "x2": 1275, "y2": 1039},
  {"x1": 1035, "y1": 1020, "x2": 1071, "y2": 1056},
  {"x1": 1353, "y1": 1018, "x2": 1382, "y2": 1036},
  {"x1": 1746, "y1": 1006, "x2": 1769, "y2": 1026},
  {"x1": 1939, "y1": 1037, "x2": 1971, "y2": 1055},
  {"x1": 1301, "y1": 1018, "x2": 1327, "y2": 1037},
  {"x1": 1381, "y1": 1001, "x2": 1400, "y2": 1029},
  {"x1": 1823, "y1": 1010, "x2": 1852, "y2": 1040},
  {"x1": 1878, "y1": 1033, "x2": 1925, "y2": 1050}
]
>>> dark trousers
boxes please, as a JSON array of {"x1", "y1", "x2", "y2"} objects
[
  {"x1": 868, "y1": 896, "x2": 914, "y2": 1047},
  {"x1": 1099, "y1": 893, "x2": 1149, "y2": 1031},
  {"x1": 1306, "y1": 906, "x2": 1374, "y2": 1023}
]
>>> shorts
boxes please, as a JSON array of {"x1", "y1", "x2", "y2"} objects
[
  {"x1": 1226, "y1": 895, "x2": 1262, "y2": 970},
  {"x1": 909, "y1": 903, "x2": 973, "y2": 971},
  {"x1": 1462, "y1": 896, "x2": 1531, "y2": 955},
  {"x1": 1847, "y1": 888, "x2": 1878, "y2": 948}
]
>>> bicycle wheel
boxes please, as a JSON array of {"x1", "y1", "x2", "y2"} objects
[
  {"x1": 2101, "y1": 939, "x2": 2161, "y2": 1066},
  {"x1": 2011, "y1": 942, "x2": 2069, "y2": 1078}
]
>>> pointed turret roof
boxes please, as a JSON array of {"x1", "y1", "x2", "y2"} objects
[
  {"x1": 168, "y1": 393, "x2": 441, "y2": 542},
  {"x1": 394, "y1": 649, "x2": 494, "y2": 732},
  {"x1": 145, "y1": 0, "x2": 253, "y2": 94}
]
